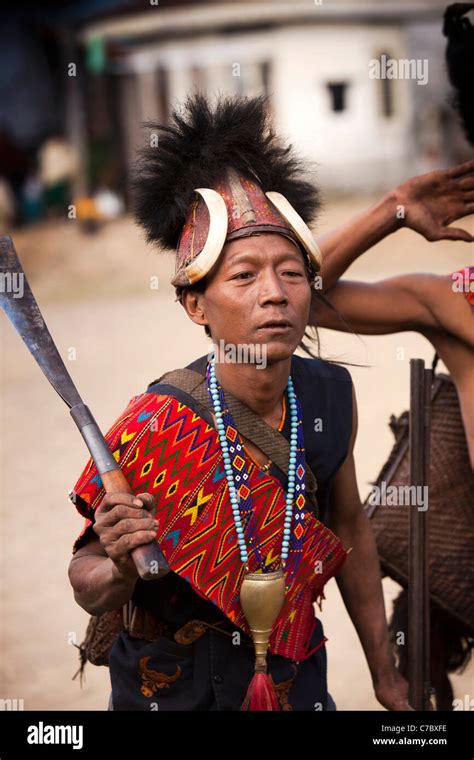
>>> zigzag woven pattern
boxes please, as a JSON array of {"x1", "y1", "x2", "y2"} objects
[{"x1": 69, "y1": 392, "x2": 348, "y2": 661}]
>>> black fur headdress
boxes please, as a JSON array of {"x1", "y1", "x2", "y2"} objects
[
  {"x1": 132, "y1": 92, "x2": 321, "y2": 252},
  {"x1": 444, "y1": 3, "x2": 474, "y2": 146}
]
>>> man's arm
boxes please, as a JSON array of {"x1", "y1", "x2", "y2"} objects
[
  {"x1": 68, "y1": 491, "x2": 158, "y2": 616},
  {"x1": 316, "y1": 192, "x2": 403, "y2": 292},
  {"x1": 310, "y1": 273, "x2": 474, "y2": 349},
  {"x1": 310, "y1": 161, "x2": 474, "y2": 346},
  {"x1": 317, "y1": 160, "x2": 474, "y2": 292},
  {"x1": 328, "y1": 384, "x2": 413, "y2": 711},
  {"x1": 68, "y1": 533, "x2": 140, "y2": 617}
]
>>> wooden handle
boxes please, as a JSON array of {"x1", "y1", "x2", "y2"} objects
[{"x1": 101, "y1": 468, "x2": 170, "y2": 581}]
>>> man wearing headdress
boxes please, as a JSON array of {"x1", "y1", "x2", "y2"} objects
[{"x1": 67, "y1": 93, "x2": 418, "y2": 712}]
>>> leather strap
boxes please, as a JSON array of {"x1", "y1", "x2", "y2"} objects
[
  {"x1": 148, "y1": 365, "x2": 318, "y2": 512},
  {"x1": 123, "y1": 601, "x2": 253, "y2": 647}
]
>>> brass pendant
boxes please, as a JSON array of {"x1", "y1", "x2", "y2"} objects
[{"x1": 239, "y1": 568, "x2": 286, "y2": 673}]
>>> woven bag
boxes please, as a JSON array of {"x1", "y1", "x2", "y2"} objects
[{"x1": 366, "y1": 372, "x2": 474, "y2": 633}]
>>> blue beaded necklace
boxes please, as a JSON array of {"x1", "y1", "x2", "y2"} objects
[{"x1": 206, "y1": 356, "x2": 307, "y2": 587}]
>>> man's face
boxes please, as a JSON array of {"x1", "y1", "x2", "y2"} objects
[{"x1": 183, "y1": 232, "x2": 313, "y2": 364}]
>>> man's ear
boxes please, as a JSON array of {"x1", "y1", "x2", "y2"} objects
[{"x1": 181, "y1": 288, "x2": 209, "y2": 330}]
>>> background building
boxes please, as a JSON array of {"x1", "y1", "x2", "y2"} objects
[{"x1": 0, "y1": 0, "x2": 471, "y2": 225}]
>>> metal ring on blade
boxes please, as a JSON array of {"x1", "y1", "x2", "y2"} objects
[
  {"x1": 265, "y1": 191, "x2": 322, "y2": 270},
  {"x1": 184, "y1": 188, "x2": 229, "y2": 284}
]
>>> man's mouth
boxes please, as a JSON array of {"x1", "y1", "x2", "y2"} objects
[{"x1": 258, "y1": 320, "x2": 292, "y2": 331}]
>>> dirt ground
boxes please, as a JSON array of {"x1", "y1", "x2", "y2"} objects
[{"x1": 1, "y1": 198, "x2": 472, "y2": 710}]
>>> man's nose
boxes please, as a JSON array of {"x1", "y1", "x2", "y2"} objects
[{"x1": 258, "y1": 269, "x2": 288, "y2": 303}]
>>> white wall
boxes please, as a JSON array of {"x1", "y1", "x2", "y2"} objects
[
  {"x1": 127, "y1": 22, "x2": 416, "y2": 192},
  {"x1": 271, "y1": 24, "x2": 414, "y2": 191}
]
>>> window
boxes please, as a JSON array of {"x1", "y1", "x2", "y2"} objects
[{"x1": 326, "y1": 81, "x2": 349, "y2": 113}]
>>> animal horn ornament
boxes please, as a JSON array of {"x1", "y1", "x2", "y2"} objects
[
  {"x1": 239, "y1": 569, "x2": 286, "y2": 711},
  {"x1": 171, "y1": 187, "x2": 228, "y2": 287},
  {"x1": 265, "y1": 191, "x2": 322, "y2": 269},
  {"x1": 171, "y1": 172, "x2": 322, "y2": 289}
]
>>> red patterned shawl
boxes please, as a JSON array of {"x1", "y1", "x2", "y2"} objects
[{"x1": 69, "y1": 391, "x2": 349, "y2": 662}]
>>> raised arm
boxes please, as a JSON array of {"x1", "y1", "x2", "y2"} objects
[
  {"x1": 309, "y1": 161, "x2": 474, "y2": 346},
  {"x1": 316, "y1": 160, "x2": 474, "y2": 293}
]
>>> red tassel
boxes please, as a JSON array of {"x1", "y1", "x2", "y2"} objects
[{"x1": 241, "y1": 672, "x2": 281, "y2": 711}]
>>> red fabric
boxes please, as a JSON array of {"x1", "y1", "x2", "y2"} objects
[
  {"x1": 451, "y1": 266, "x2": 474, "y2": 306},
  {"x1": 69, "y1": 391, "x2": 348, "y2": 661},
  {"x1": 241, "y1": 673, "x2": 281, "y2": 711}
]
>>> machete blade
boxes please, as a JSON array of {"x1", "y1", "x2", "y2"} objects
[{"x1": 0, "y1": 235, "x2": 82, "y2": 409}]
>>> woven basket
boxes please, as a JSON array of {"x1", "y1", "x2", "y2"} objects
[{"x1": 366, "y1": 373, "x2": 474, "y2": 634}]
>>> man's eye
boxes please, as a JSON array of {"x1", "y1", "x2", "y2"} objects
[{"x1": 233, "y1": 270, "x2": 303, "y2": 280}]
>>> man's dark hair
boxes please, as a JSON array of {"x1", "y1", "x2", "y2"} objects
[{"x1": 444, "y1": 3, "x2": 474, "y2": 146}]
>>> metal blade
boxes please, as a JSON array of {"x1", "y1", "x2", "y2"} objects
[{"x1": 0, "y1": 235, "x2": 82, "y2": 409}]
